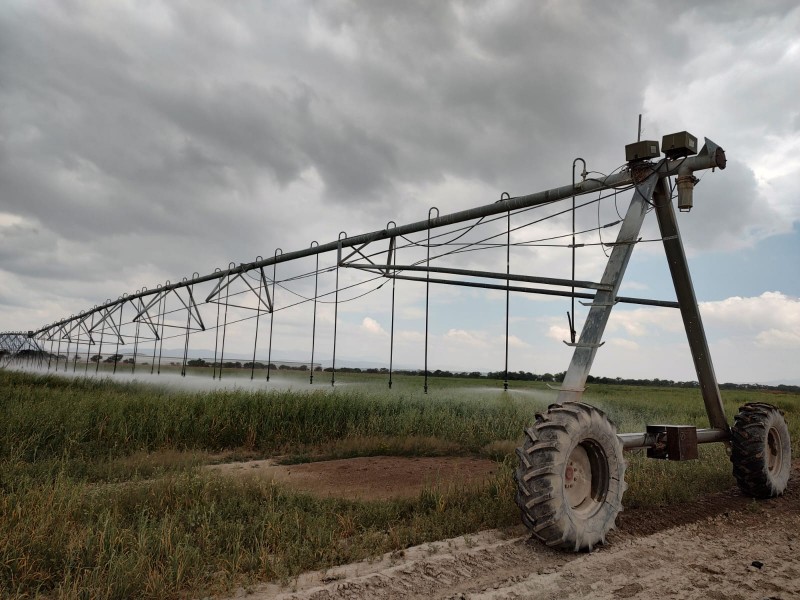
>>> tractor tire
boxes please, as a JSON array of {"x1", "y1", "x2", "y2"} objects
[
  {"x1": 514, "y1": 402, "x2": 626, "y2": 552},
  {"x1": 730, "y1": 402, "x2": 791, "y2": 498}
]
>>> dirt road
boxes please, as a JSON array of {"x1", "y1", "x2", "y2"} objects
[{"x1": 216, "y1": 460, "x2": 800, "y2": 600}]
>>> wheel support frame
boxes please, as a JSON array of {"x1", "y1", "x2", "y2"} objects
[
  {"x1": 516, "y1": 137, "x2": 790, "y2": 552},
  {"x1": 554, "y1": 166, "x2": 728, "y2": 436}
]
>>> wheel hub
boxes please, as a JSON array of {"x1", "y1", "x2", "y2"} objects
[
  {"x1": 565, "y1": 444, "x2": 593, "y2": 512},
  {"x1": 767, "y1": 427, "x2": 782, "y2": 472}
]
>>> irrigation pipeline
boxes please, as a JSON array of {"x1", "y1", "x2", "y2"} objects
[
  {"x1": 1, "y1": 142, "x2": 726, "y2": 386},
  {"x1": 22, "y1": 149, "x2": 723, "y2": 336}
]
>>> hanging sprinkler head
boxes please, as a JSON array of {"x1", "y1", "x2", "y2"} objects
[{"x1": 676, "y1": 174, "x2": 699, "y2": 212}]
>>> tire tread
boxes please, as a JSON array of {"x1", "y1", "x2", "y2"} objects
[
  {"x1": 730, "y1": 402, "x2": 791, "y2": 499},
  {"x1": 514, "y1": 401, "x2": 625, "y2": 551}
]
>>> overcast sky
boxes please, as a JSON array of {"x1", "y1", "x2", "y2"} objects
[{"x1": 1, "y1": 0, "x2": 798, "y2": 384}]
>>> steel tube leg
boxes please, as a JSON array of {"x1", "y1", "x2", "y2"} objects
[
  {"x1": 557, "y1": 173, "x2": 660, "y2": 403},
  {"x1": 652, "y1": 178, "x2": 728, "y2": 431}
]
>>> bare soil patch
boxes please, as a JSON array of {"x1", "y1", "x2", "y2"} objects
[{"x1": 206, "y1": 456, "x2": 500, "y2": 500}]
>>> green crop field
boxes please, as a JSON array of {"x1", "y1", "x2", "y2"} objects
[{"x1": 1, "y1": 368, "x2": 798, "y2": 599}]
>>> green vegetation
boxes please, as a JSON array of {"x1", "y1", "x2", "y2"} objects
[{"x1": 1, "y1": 368, "x2": 798, "y2": 598}]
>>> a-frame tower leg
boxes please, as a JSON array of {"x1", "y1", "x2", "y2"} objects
[
  {"x1": 652, "y1": 178, "x2": 727, "y2": 430},
  {"x1": 556, "y1": 172, "x2": 660, "y2": 404},
  {"x1": 556, "y1": 172, "x2": 728, "y2": 432}
]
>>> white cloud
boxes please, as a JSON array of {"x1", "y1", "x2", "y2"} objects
[
  {"x1": 0, "y1": 213, "x2": 25, "y2": 228},
  {"x1": 606, "y1": 307, "x2": 683, "y2": 337},
  {"x1": 443, "y1": 328, "x2": 486, "y2": 347},
  {"x1": 700, "y1": 291, "x2": 800, "y2": 336},
  {"x1": 642, "y1": 4, "x2": 800, "y2": 251},
  {"x1": 306, "y1": 10, "x2": 359, "y2": 62},
  {"x1": 755, "y1": 329, "x2": 800, "y2": 350},
  {"x1": 507, "y1": 334, "x2": 529, "y2": 349},
  {"x1": 360, "y1": 316, "x2": 386, "y2": 336},
  {"x1": 598, "y1": 292, "x2": 800, "y2": 349},
  {"x1": 546, "y1": 324, "x2": 571, "y2": 343}
]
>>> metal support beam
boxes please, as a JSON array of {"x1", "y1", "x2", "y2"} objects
[
  {"x1": 619, "y1": 427, "x2": 729, "y2": 450},
  {"x1": 556, "y1": 173, "x2": 660, "y2": 402},
  {"x1": 387, "y1": 274, "x2": 680, "y2": 308},
  {"x1": 652, "y1": 178, "x2": 728, "y2": 431},
  {"x1": 344, "y1": 263, "x2": 613, "y2": 291}
]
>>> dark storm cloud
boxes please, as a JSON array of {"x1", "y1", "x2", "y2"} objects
[
  {"x1": 305, "y1": 0, "x2": 653, "y2": 186},
  {"x1": 0, "y1": 0, "x2": 797, "y2": 330}
]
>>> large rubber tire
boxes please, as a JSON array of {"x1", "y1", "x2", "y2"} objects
[
  {"x1": 731, "y1": 402, "x2": 791, "y2": 498},
  {"x1": 514, "y1": 402, "x2": 626, "y2": 551}
]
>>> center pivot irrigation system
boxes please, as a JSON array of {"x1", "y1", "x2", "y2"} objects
[{"x1": 1, "y1": 130, "x2": 792, "y2": 552}]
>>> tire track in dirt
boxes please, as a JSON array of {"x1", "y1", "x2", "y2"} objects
[
  {"x1": 220, "y1": 463, "x2": 800, "y2": 600},
  {"x1": 243, "y1": 528, "x2": 571, "y2": 600}
]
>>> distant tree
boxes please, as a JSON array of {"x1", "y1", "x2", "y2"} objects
[
  {"x1": 104, "y1": 354, "x2": 123, "y2": 363},
  {"x1": 90, "y1": 354, "x2": 102, "y2": 363}
]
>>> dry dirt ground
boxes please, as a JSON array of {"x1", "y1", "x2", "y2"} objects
[
  {"x1": 206, "y1": 456, "x2": 500, "y2": 500},
  {"x1": 212, "y1": 457, "x2": 800, "y2": 600}
]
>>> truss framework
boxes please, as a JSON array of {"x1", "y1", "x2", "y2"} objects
[{"x1": 1, "y1": 137, "x2": 729, "y2": 428}]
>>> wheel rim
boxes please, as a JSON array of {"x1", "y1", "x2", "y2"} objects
[
  {"x1": 767, "y1": 426, "x2": 784, "y2": 473},
  {"x1": 564, "y1": 441, "x2": 609, "y2": 516}
]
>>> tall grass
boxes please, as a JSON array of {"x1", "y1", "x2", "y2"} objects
[
  {"x1": 1, "y1": 464, "x2": 516, "y2": 598},
  {"x1": 1, "y1": 368, "x2": 798, "y2": 599},
  {"x1": 0, "y1": 370, "x2": 543, "y2": 463}
]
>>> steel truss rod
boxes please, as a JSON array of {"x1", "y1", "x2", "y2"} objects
[
  {"x1": 134, "y1": 287, "x2": 206, "y2": 331},
  {"x1": 0, "y1": 332, "x2": 45, "y2": 359},
  {"x1": 344, "y1": 263, "x2": 613, "y2": 291},
  {"x1": 133, "y1": 296, "x2": 161, "y2": 341},
  {"x1": 386, "y1": 274, "x2": 680, "y2": 309},
  {"x1": 0, "y1": 333, "x2": 28, "y2": 354},
  {"x1": 29, "y1": 141, "x2": 725, "y2": 338},
  {"x1": 62, "y1": 313, "x2": 95, "y2": 344},
  {"x1": 52, "y1": 321, "x2": 73, "y2": 340},
  {"x1": 87, "y1": 304, "x2": 126, "y2": 344},
  {"x1": 205, "y1": 267, "x2": 273, "y2": 311}
]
